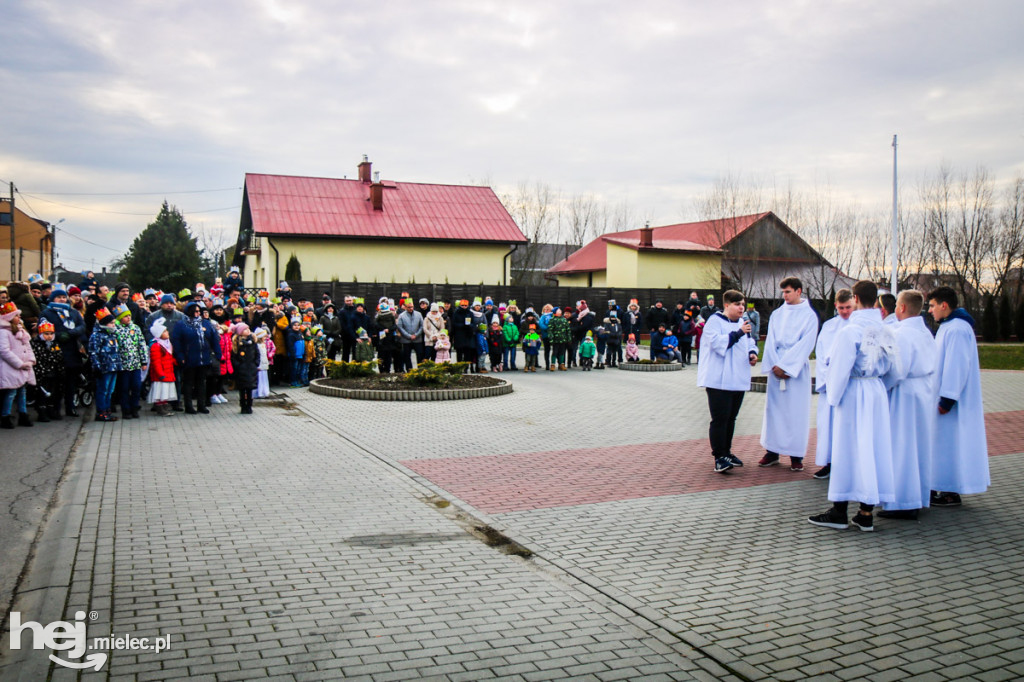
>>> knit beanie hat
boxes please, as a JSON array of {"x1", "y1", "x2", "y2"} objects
[
  {"x1": 149, "y1": 318, "x2": 167, "y2": 340},
  {"x1": 233, "y1": 322, "x2": 250, "y2": 336},
  {"x1": 113, "y1": 304, "x2": 132, "y2": 321},
  {"x1": 160, "y1": 293, "x2": 176, "y2": 306},
  {"x1": 67, "y1": 285, "x2": 81, "y2": 296}
]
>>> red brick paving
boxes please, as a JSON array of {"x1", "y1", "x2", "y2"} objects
[{"x1": 402, "y1": 410, "x2": 1024, "y2": 514}]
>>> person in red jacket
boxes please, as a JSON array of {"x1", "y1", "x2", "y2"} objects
[{"x1": 147, "y1": 319, "x2": 178, "y2": 416}]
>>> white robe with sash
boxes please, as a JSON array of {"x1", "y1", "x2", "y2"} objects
[
  {"x1": 932, "y1": 312, "x2": 989, "y2": 494},
  {"x1": 813, "y1": 314, "x2": 851, "y2": 466},
  {"x1": 760, "y1": 299, "x2": 819, "y2": 456},
  {"x1": 883, "y1": 315, "x2": 936, "y2": 509},
  {"x1": 825, "y1": 309, "x2": 897, "y2": 505}
]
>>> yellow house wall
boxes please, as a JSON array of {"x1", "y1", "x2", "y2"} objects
[
  {"x1": 634, "y1": 250, "x2": 722, "y2": 289},
  {"x1": 605, "y1": 243, "x2": 638, "y2": 287},
  {"x1": 556, "y1": 272, "x2": 592, "y2": 287},
  {"x1": 246, "y1": 237, "x2": 512, "y2": 286}
]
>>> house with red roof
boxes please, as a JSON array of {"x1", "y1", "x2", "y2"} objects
[
  {"x1": 547, "y1": 212, "x2": 853, "y2": 299},
  {"x1": 232, "y1": 157, "x2": 527, "y2": 288}
]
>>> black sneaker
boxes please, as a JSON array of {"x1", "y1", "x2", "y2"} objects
[
  {"x1": 813, "y1": 464, "x2": 831, "y2": 480},
  {"x1": 930, "y1": 491, "x2": 962, "y2": 507},
  {"x1": 851, "y1": 513, "x2": 875, "y2": 532},
  {"x1": 808, "y1": 508, "x2": 848, "y2": 530},
  {"x1": 714, "y1": 457, "x2": 734, "y2": 474},
  {"x1": 726, "y1": 454, "x2": 744, "y2": 468}
]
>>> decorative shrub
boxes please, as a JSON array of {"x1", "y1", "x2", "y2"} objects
[
  {"x1": 403, "y1": 361, "x2": 469, "y2": 386},
  {"x1": 327, "y1": 360, "x2": 378, "y2": 378}
]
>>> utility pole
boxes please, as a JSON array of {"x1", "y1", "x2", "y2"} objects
[
  {"x1": 8, "y1": 182, "x2": 14, "y2": 282},
  {"x1": 891, "y1": 135, "x2": 898, "y2": 295}
]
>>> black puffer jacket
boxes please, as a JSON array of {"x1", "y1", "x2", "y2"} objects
[{"x1": 231, "y1": 336, "x2": 259, "y2": 390}]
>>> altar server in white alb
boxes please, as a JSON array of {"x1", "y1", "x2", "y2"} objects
[
  {"x1": 758, "y1": 277, "x2": 819, "y2": 471},
  {"x1": 809, "y1": 281, "x2": 897, "y2": 532},
  {"x1": 927, "y1": 286, "x2": 989, "y2": 507},
  {"x1": 696, "y1": 289, "x2": 759, "y2": 474},
  {"x1": 811, "y1": 289, "x2": 854, "y2": 480},
  {"x1": 879, "y1": 290, "x2": 936, "y2": 520}
]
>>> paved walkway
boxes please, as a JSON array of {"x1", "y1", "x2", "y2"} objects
[{"x1": 2, "y1": 365, "x2": 1023, "y2": 681}]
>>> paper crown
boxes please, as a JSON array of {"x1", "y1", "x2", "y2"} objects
[
  {"x1": 37, "y1": 320, "x2": 55, "y2": 333},
  {"x1": 95, "y1": 307, "x2": 113, "y2": 322},
  {"x1": 113, "y1": 304, "x2": 131, "y2": 320},
  {"x1": 178, "y1": 288, "x2": 192, "y2": 298}
]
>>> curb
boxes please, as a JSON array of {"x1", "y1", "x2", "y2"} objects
[
  {"x1": 309, "y1": 377, "x2": 513, "y2": 401},
  {"x1": 618, "y1": 362, "x2": 683, "y2": 372}
]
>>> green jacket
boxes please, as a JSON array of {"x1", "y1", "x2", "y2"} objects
[
  {"x1": 579, "y1": 339, "x2": 597, "y2": 358},
  {"x1": 502, "y1": 321, "x2": 520, "y2": 348},
  {"x1": 354, "y1": 340, "x2": 376, "y2": 363},
  {"x1": 547, "y1": 316, "x2": 571, "y2": 344}
]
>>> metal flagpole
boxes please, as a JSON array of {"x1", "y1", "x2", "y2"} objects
[{"x1": 891, "y1": 135, "x2": 898, "y2": 295}]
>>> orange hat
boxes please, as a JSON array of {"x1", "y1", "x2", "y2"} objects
[
  {"x1": 0, "y1": 301, "x2": 17, "y2": 316},
  {"x1": 38, "y1": 320, "x2": 55, "y2": 333},
  {"x1": 95, "y1": 307, "x2": 113, "y2": 323}
]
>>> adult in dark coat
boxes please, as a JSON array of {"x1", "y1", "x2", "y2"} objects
[
  {"x1": 339, "y1": 296, "x2": 357, "y2": 362},
  {"x1": 40, "y1": 289, "x2": 87, "y2": 416},
  {"x1": 685, "y1": 292, "x2": 703, "y2": 319},
  {"x1": 450, "y1": 302, "x2": 477, "y2": 365},
  {"x1": 348, "y1": 302, "x2": 373, "y2": 344},
  {"x1": 319, "y1": 303, "x2": 344, "y2": 360},
  {"x1": 170, "y1": 301, "x2": 221, "y2": 414},
  {"x1": 645, "y1": 301, "x2": 671, "y2": 334}
]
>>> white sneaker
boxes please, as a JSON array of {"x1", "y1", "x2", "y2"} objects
[
  {"x1": 219, "y1": 395, "x2": 229, "y2": 403},
  {"x1": 214, "y1": 395, "x2": 226, "y2": 404}
]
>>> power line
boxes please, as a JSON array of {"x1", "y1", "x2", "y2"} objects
[
  {"x1": 54, "y1": 226, "x2": 123, "y2": 252},
  {"x1": 25, "y1": 187, "x2": 241, "y2": 196},
  {"x1": 17, "y1": 192, "x2": 240, "y2": 216}
]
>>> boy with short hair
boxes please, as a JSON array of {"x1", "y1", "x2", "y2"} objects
[
  {"x1": 113, "y1": 303, "x2": 149, "y2": 419},
  {"x1": 927, "y1": 286, "x2": 988, "y2": 507},
  {"x1": 696, "y1": 290, "x2": 758, "y2": 473},
  {"x1": 522, "y1": 324, "x2": 541, "y2": 372}
]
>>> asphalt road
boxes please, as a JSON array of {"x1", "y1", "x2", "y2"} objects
[{"x1": 0, "y1": 414, "x2": 81, "y2": 627}]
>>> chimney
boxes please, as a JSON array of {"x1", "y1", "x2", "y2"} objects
[
  {"x1": 357, "y1": 154, "x2": 372, "y2": 183},
  {"x1": 639, "y1": 221, "x2": 653, "y2": 248},
  {"x1": 370, "y1": 179, "x2": 384, "y2": 211}
]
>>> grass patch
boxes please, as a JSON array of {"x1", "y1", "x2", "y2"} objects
[{"x1": 978, "y1": 344, "x2": 1024, "y2": 370}]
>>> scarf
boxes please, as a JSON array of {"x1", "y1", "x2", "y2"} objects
[
  {"x1": 156, "y1": 337, "x2": 173, "y2": 354},
  {"x1": 185, "y1": 313, "x2": 206, "y2": 345}
]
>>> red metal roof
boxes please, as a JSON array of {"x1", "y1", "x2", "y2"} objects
[
  {"x1": 244, "y1": 173, "x2": 527, "y2": 243},
  {"x1": 547, "y1": 214, "x2": 769, "y2": 275}
]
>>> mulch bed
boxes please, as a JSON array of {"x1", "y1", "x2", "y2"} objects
[{"x1": 319, "y1": 375, "x2": 503, "y2": 392}]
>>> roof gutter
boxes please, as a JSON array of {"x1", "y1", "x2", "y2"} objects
[
  {"x1": 503, "y1": 243, "x2": 518, "y2": 286},
  {"x1": 267, "y1": 237, "x2": 280, "y2": 290}
]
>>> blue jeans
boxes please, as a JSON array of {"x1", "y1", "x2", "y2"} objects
[
  {"x1": 118, "y1": 369, "x2": 142, "y2": 412},
  {"x1": 300, "y1": 362, "x2": 309, "y2": 386},
  {"x1": 290, "y1": 358, "x2": 302, "y2": 385},
  {"x1": 95, "y1": 372, "x2": 117, "y2": 413},
  {"x1": 1, "y1": 387, "x2": 27, "y2": 416},
  {"x1": 502, "y1": 347, "x2": 517, "y2": 369}
]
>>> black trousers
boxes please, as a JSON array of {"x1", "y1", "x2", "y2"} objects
[
  {"x1": 706, "y1": 387, "x2": 745, "y2": 459},
  {"x1": 238, "y1": 388, "x2": 253, "y2": 411},
  {"x1": 181, "y1": 366, "x2": 208, "y2": 411}
]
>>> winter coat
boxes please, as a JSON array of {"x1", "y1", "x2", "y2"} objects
[
  {"x1": 375, "y1": 311, "x2": 400, "y2": 351},
  {"x1": 114, "y1": 323, "x2": 149, "y2": 371},
  {"x1": 88, "y1": 325, "x2": 123, "y2": 374},
  {"x1": 606, "y1": 320, "x2": 623, "y2": 346},
  {"x1": 273, "y1": 314, "x2": 289, "y2": 356},
  {"x1": 144, "y1": 308, "x2": 186, "y2": 343},
  {"x1": 222, "y1": 273, "x2": 244, "y2": 296},
  {"x1": 423, "y1": 313, "x2": 446, "y2": 347},
  {"x1": 41, "y1": 303, "x2": 86, "y2": 367},
  {"x1": 311, "y1": 336, "x2": 328, "y2": 365},
  {"x1": 6, "y1": 282, "x2": 41, "y2": 332},
  {"x1": 523, "y1": 332, "x2": 541, "y2": 355},
  {"x1": 30, "y1": 337, "x2": 64, "y2": 379},
  {"x1": 348, "y1": 308, "x2": 373, "y2": 340},
  {"x1": 319, "y1": 313, "x2": 344, "y2": 345},
  {"x1": 575, "y1": 309, "x2": 596, "y2": 341},
  {"x1": 450, "y1": 306, "x2": 477, "y2": 352},
  {"x1": 231, "y1": 337, "x2": 259, "y2": 390},
  {"x1": 502, "y1": 320, "x2": 520, "y2": 348},
  {"x1": 547, "y1": 316, "x2": 571, "y2": 344},
  {"x1": 487, "y1": 327, "x2": 504, "y2": 352},
  {"x1": 0, "y1": 320, "x2": 37, "y2": 389},
  {"x1": 170, "y1": 310, "x2": 221, "y2": 368},
  {"x1": 622, "y1": 306, "x2": 643, "y2": 338},
  {"x1": 579, "y1": 339, "x2": 597, "y2": 359},
  {"x1": 354, "y1": 340, "x2": 376, "y2": 363},
  {"x1": 285, "y1": 327, "x2": 304, "y2": 359},
  {"x1": 149, "y1": 341, "x2": 176, "y2": 383},
  {"x1": 645, "y1": 305, "x2": 671, "y2": 333},
  {"x1": 538, "y1": 312, "x2": 553, "y2": 339},
  {"x1": 257, "y1": 343, "x2": 270, "y2": 371},
  {"x1": 396, "y1": 310, "x2": 424, "y2": 344},
  {"x1": 219, "y1": 332, "x2": 234, "y2": 375}
]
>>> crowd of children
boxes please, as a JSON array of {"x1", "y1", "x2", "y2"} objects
[{"x1": 0, "y1": 269, "x2": 733, "y2": 427}]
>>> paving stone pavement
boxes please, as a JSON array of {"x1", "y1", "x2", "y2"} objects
[{"x1": 3, "y1": 364, "x2": 1022, "y2": 681}]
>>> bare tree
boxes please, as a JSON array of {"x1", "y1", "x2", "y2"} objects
[
  {"x1": 991, "y1": 175, "x2": 1024, "y2": 300},
  {"x1": 500, "y1": 181, "x2": 559, "y2": 285},
  {"x1": 193, "y1": 221, "x2": 234, "y2": 283},
  {"x1": 921, "y1": 164, "x2": 995, "y2": 306}
]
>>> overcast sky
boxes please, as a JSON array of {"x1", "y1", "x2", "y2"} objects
[{"x1": 3, "y1": 0, "x2": 1022, "y2": 273}]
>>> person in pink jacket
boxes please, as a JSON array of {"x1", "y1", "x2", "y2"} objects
[{"x1": 0, "y1": 301, "x2": 37, "y2": 428}]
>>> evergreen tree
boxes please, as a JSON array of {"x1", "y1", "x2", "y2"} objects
[
  {"x1": 284, "y1": 253, "x2": 302, "y2": 282},
  {"x1": 119, "y1": 202, "x2": 202, "y2": 293},
  {"x1": 998, "y1": 294, "x2": 1012, "y2": 341},
  {"x1": 981, "y1": 293, "x2": 999, "y2": 342}
]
